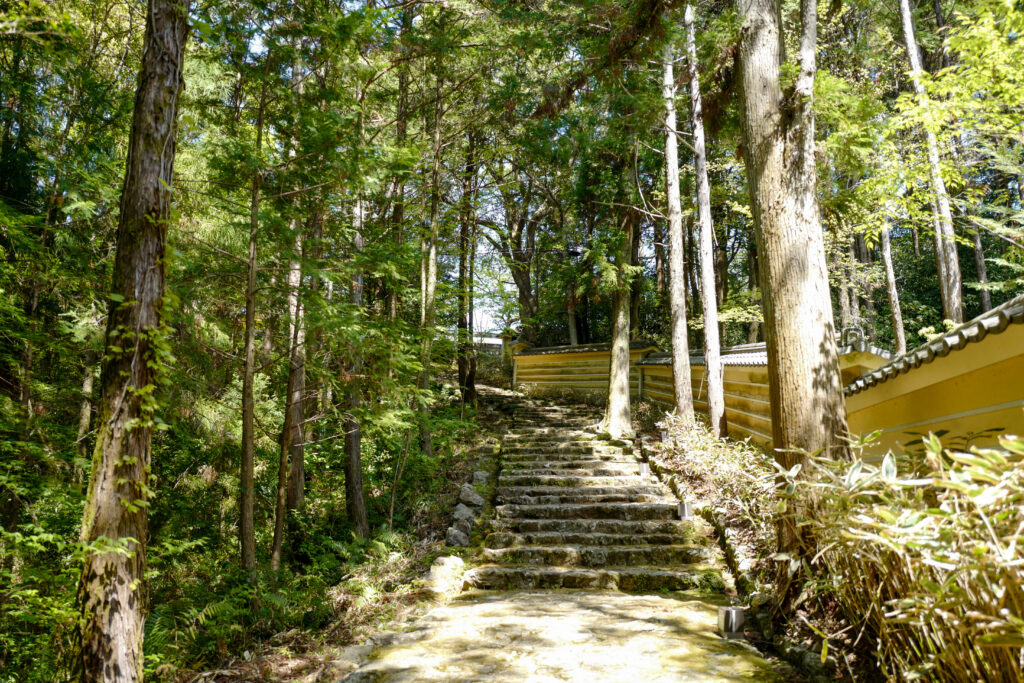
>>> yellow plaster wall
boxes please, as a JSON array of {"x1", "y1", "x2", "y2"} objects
[
  {"x1": 847, "y1": 325, "x2": 1024, "y2": 456},
  {"x1": 513, "y1": 326, "x2": 1024, "y2": 459}
]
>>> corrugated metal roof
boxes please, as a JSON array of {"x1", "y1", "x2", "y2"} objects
[
  {"x1": 844, "y1": 293, "x2": 1024, "y2": 396},
  {"x1": 515, "y1": 339, "x2": 659, "y2": 356}
]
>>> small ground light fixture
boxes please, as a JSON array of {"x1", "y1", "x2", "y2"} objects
[
  {"x1": 718, "y1": 606, "x2": 746, "y2": 639},
  {"x1": 677, "y1": 501, "x2": 693, "y2": 520},
  {"x1": 639, "y1": 462, "x2": 651, "y2": 477}
]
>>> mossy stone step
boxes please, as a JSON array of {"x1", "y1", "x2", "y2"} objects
[
  {"x1": 499, "y1": 465, "x2": 642, "y2": 478},
  {"x1": 496, "y1": 474, "x2": 645, "y2": 487},
  {"x1": 501, "y1": 451, "x2": 628, "y2": 462},
  {"x1": 495, "y1": 502, "x2": 678, "y2": 521},
  {"x1": 463, "y1": 565, "x2": 726, "y2": 592},
  {"x1": 484, "y1": 531, "x2": 696, "y2": 548},
  {"x1": 493, "y1": 518, "x2": 693, "y2": 535},
  {"x1": 496, "y1": 492, "x2": 667, "y2": 505},
  {"x1": 481, "y1": 544, "x2": 711, "y2": 567},
  {"x1": 501, "y1": 459, "x2": 639, "y2": 472},
  {"x1": 495, "y1": 485, "x2": 664, "y2": 498}
]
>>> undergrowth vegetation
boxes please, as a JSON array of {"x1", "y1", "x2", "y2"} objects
[
  {"x1": 0, "y1": 386, "x2": 490, "y2": 682},
  {"x1": 652, "y1": 414, "x2": 1024, "y2": 681}
]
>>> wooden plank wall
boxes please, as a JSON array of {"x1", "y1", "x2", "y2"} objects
[
  {"x1": 513, "y1": 348, "x2": 773, "y2": 446},
  {"x1": 638, "y1": 363, "x2": 772, "y2": 445},
  {"x1": 513, "y1": 349, "x2": 647, "y2": 397}
]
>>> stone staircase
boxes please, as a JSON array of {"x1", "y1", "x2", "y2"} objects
[{"x1": 465, "y1": 400, "x2": 725, "y2": 593}]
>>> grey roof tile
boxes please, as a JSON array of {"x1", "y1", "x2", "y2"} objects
[{"x1": 844, "y1": 293, "x2": 1024, "y2": 396}]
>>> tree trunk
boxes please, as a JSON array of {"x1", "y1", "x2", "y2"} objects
[
  {"x1": 663, "y1": 47, "x2": 695, "y2": 421},
  {"x1": 345, "y1": 206, "x2": 370, "y2": 538},
  {"x1": 880, "y1": 225, "x2": 907, "y2": 355},
  {"x1": 735, "y1": 0, "x2": 849, "y2": 552},
  {"x1": 74, "y1": 1, "x2": 188, "y2": 679},
  {"x1": 76, "y1": 351, "x2": 96, "y2": 471},
  {"x1": 685, "y1": 5, "x2": 726, "y2": 437},
  {"x1": 283, "y1": 56, "x2": 309, "y2": 513},
  {"x1": 467, "y1": 221, "x2": 478, "y2": 405},
  {"x1": 629, "y1": 222, "x2": 642, "y2": 332},
  {"x1": 654, "y1": 221, "x2": 667, "y2": 300},
  {"x1": 457, "y1": 133, "x2": 477, "y2": 410},
  {"x1": 567, "y1": 283, "x2": 579, "y2": 346},
  {"x1": 746, "y1": 241, "x2": 761, "y2": 343},
  {"x1": 240, "y1": 75, "x2": 267, "y2": 573},
  {"x1": 599, "y1": 211, "x2": 636, "y2": 440},
  {"x1": 972, "y1": 230, "x2": 991, "y2": 311},
  {"x1": 270, "y1": 222, "x2": 305, "y2": 570},
  {"x1": 856, "y1": 235, "x2": 877, "y2": 341},
  {"x1": 899, "y1": 0, "x2": 963, "y2": 323},
  {"x1": 418, "y1": 73, "x2": 443, "y2": 459},
  {"x1": 388, "y1": 9, "x2": 411, "y2": 322},
  {"x1": 284, "y1": 226, "x2": 307, "y2": 511}
]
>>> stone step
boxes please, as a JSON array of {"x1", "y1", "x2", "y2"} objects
[
  {"x1": 502, "y1": 458, "x2": 637, "y2": 470},
  {"x1": 496, "y1": 492, "x2": 667, "y2": 505},
  {"x1": 481, "y1": 544, "x2": 711, "y2": 567},
  {"x1": 496, "y1": 474, "x2": 647, "y2": 488},
  {"x1": 484, "y1": 531, "x2": 694, "y2": 548},
  {"x1": 501, "y1": 443, "x2": 613, "y2": 453},
  {"x1": 495, "y1": 485, "x2": 664, "y2": 499},
  {"x1": 500, "y1": 464, "x2": 642, "y2": 478},
  {"x1": 506, "y1": 428, "x2": 601, "y2": 437},
  {"x1": 493, "y1": 518, "x2": 693, "y2": 535},
  {"x1": 495, "y1": 502, "x2": 678, "y2": 521},
  {"x1": 502, "y1": 453, "x2": 632, "y2": 465},
  {"x1": 464, "y1": 565, "x2": 726, "y2": 592}
]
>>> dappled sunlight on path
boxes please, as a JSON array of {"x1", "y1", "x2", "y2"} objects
[{"x1": 342, "y1": 590, "x2": 789, "y2": 682}]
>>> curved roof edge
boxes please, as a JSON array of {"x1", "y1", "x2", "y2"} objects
[{"x1": 844, "y1": 293, "x2": 1024, "y2": 396}]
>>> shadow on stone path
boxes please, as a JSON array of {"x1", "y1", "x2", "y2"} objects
[{"x1": 342, "y1": 590, "x2": 791, "y2": 682}]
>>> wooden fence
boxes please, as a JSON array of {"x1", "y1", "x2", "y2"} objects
[
  {"x1": 513, "y1": 341, "x2": 776, "y2": 445},
  {"x1": 512, "y1": 297, "x2": 1024, "y2": 456}
]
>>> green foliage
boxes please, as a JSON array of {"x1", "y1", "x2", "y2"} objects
[{"x1": 788, "y1": 434, "x2": 1024, "y2": 681}]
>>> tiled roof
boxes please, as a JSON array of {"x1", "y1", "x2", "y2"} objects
[
  {"x1": 637, "y1": 343, "x2": 769, "y2": 367},
  {"x1": 515, "y1": 340, "x2": 659, "y2": 356},
  {"x1": 844, "y1": 293, "x2": 1024, "y2": 396}
]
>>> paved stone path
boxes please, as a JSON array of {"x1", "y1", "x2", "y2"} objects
[
  {"x1": 344, "y1": 591, "x2": 785, "y2": 682},
  {"x1": 342, "y1": 398, "x2": 790, "y2": 682}
]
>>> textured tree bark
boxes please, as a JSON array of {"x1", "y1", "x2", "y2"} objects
[
  {"x1": 76, "y1": 350, "x2": 96, "y2": 468},
  {"x1": 663, "y1": 47, "x2": 695, "y2": 421},
  {"x1": 418, "y1": 73, "x2": 443, "y2": 459},
  {"x1": 685, "y1": 5, "x2": 726, "y2": 438},
  {"x1": 880, "y1": 226, "x2": 907, "y2": 355},
  {"x1": 240, "y1": 76, "x2": 268, "y2": 573},
  {"x1": 899, "y1": 0, "x2": 963, "y2": 323},
  {"x1": 344, "y1": 206, "x2": 370, "y2": 538},
  {"x1": 466, "y1": 222, "x2": 478, "y2": 405},
  {"x1": 629, "y1": 222, "x2": 642, "y2": 332},
  {"x1": 599, "y1": 211, "x2": 636, "y2": 440},
  {"x1": 735, "y1": 0, "x2": 849, "y2": 551},
  {"x1": 387, "y1": 7, "x2": 411, "y2": 323},
  {"x1": 284, "y1": 229, "x2": 307, "y2": 510},
  {"x1": 746, "y1": 242, "x2": 761, "y2": 343},
  {"x1": 74, "y1": 1, "x2": 189, "y2": 679},
  {"x1": 270, "y1": 223, "x2": 305, "y2": 568},
  {"x1": 654, "y1": 222, "x2": 666, "y2": 300},
  {"x1": 457, "y1": 133, "x2": 477, "y2": 412}
]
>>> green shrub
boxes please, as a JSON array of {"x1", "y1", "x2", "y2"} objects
[{"x1": 786, "y1": 434, "x2": 1024, "y2": 681}]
